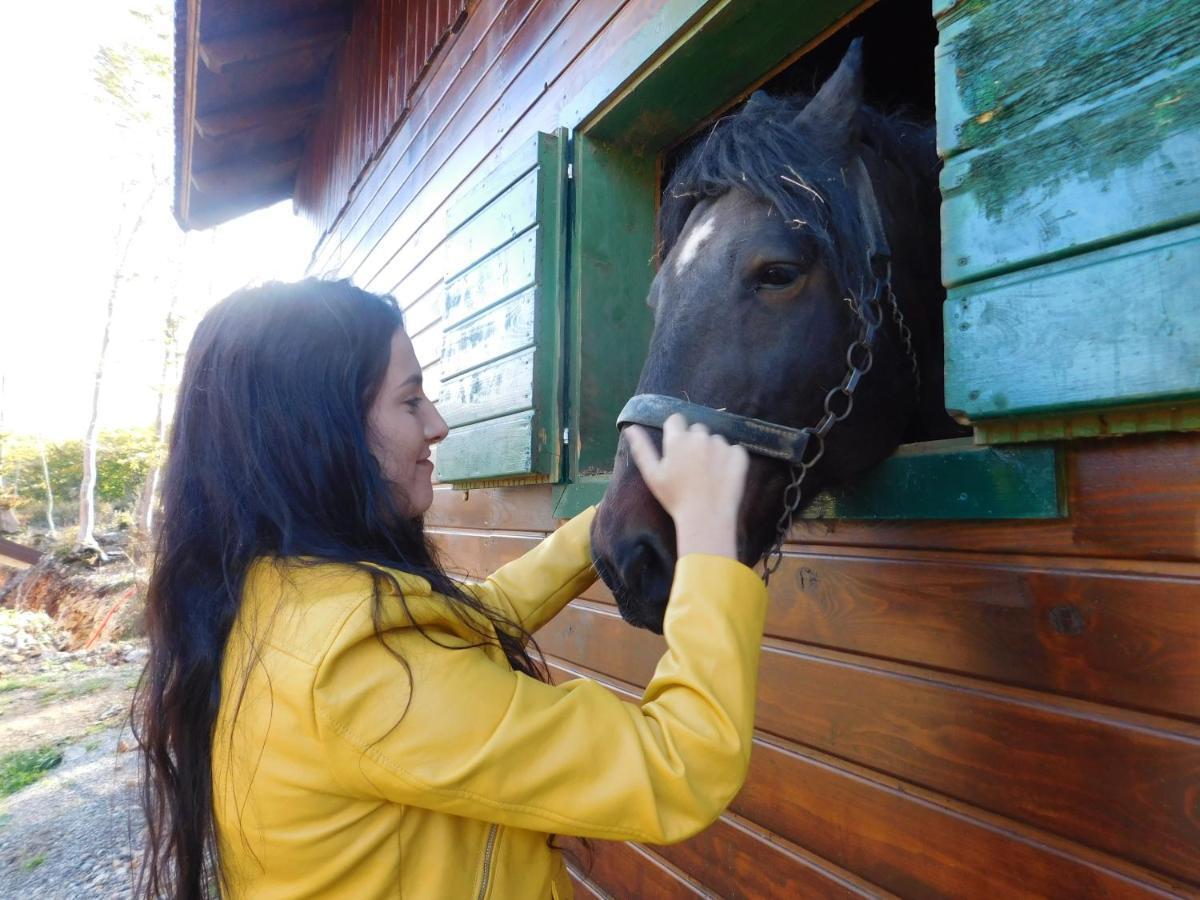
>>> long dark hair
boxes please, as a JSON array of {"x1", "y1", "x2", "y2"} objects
[{"x1": 134, "y1": 278, "x2": 544, "y2": 899}]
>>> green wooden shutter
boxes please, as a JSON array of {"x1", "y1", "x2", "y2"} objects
[
  {"x1": 435, "y1": 130, "x2": 569, "y2": 486},
  {"x1": 936, "y1": 0, "x2": 1200, "y2": 443}
]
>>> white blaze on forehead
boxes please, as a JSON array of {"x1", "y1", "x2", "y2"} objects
[{"x1": 673, "y1": 213, "x2": 716, "y2": 276}]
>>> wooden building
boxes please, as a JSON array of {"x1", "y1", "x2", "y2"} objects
[{"x1": 175, "y1": 0, "x2": 1199, "y2": 895}]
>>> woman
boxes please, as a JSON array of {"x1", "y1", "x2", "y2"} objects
[{"x1": 136, "y1": 278, "x2": 766, "y2": 899}]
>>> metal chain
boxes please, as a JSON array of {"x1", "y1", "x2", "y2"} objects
[
  {"x1": 761, "y1": 276, "x2": 886, "y2": 584},
  {"x1": 884, "y1": 263, "x2": 921, "y2": 393}
]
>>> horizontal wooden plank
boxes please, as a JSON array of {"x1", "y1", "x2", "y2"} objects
[
  {"x1": 410, "y1": 321, "x2": 442, "y2": 369},
  {"x1": 438, "y1": 348, "x2": 535, "y2": 428},
  {"x1": 443, "y1": 227, "x2": 538, "y2": 329},
  {"x1": 934, "y1": 0, "x2": 1198, "y2": 159},
  {"x1": 538, "y1": 603, "x2": 1200, "y2": 883},
  {"x1": 945, "y1": 225, "x2": 1200, "y2": 421},
  {"x1": 402, "y1": 282, "x2": 444, "y2": 337},
  {"x1": 427, "y1": 484, "x2": 560, "y2": 532},
  {"x1": 442, "y1": 167, "x2": 538, "y2": 280},
  {"x1": 940, "y1": 63, "x2": 1200, "y2": 285},
  {"x1": 444, "y1": 129, "x2": 540, "y2": 235},
  {"x1": 791, "y1": 432, "x2": 1200, "y2": 562},
  {"x1": 548, "y1": 659, "x2": 1190, "y2": 899},
  {"x1": 440, "y1": 288, "x2": 535, "y2": 380},
  {"x1": 558, "y1": 439, "x2": 1064, "y2": 520},
  {"x1": 435, "y1": 409, "x2": 535, "y2": 482},
  {"x1": 760, "y1": 550, "x2": 1200, "y2": 722},
  {"x1": 649, "y1": 811, "x2": 894, "y2": 899},
  {"x1": 972, "y1": 401, "x2": 1200, "y2": 446},
  {"x1": 575, "y1": 838, "x2": 705, "y2": 899},
  {"x1": 434, "y1": 524, "x2": 1200, "y2": 721}
]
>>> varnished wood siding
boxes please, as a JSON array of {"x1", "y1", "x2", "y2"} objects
[
  {"x1": 427, "y1": 433, "x2": 1200, "y2": 897},
  {"x1": 294, "y1": 0, "x2": 468, "y2": 229},
  {"x1": 294, "y1": 0, "x2": 1200, "y2": 895}
]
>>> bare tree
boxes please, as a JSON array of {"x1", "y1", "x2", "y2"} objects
[
  {"x1": 135, "y1": 286, "x2": 180, "y2": 538},
  {"x1": 78, "y1": 9, "x2": 172, "y2": 554},
  {"x1": 39, "y1": 440, "x2": 56, "y2": 536},
  {"x1": 77, "y1": 187, "x2": 156, "y2": 553}
]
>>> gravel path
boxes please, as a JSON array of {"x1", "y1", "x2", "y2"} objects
[{"x1": 0, "y1": 725, "x2": 143, "y2": 899}]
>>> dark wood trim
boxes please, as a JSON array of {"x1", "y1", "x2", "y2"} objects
[{"x1": 0, "y1": 537, "x2": 40, "y2": 568}]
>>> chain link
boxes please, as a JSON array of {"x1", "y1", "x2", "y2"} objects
[
  {"x1": 884, "y1": 263, "x2": 921, "y2": 393},
  {"x1": 761, "y1": 275, "x2": 886, "y2": 584}
]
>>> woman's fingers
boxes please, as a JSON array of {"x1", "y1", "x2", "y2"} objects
[{"x1": 624, "y1": 425, "x2": 661, "y2": 484}]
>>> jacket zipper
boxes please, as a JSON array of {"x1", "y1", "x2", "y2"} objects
[{"x1": 476, "y1": 824, "x2": 499, "y2": 900}]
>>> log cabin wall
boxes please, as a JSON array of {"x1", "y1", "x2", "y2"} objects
[
  {"x1": 294, "y1": 0, "x2": 1200, "y2": 895},
  {"x1": 294, "y1": 0, "x2": 468, "y2": 229}
]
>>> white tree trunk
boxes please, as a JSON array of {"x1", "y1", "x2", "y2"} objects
[
  {"x1": 78, "y1": 191, "x2": 154, "y2": 552},
  {"x1": 136, "y1": 311, "x2": 177, "y2": 538},
  {"x1": 39, "y1": 442, "x2": 56, "y2": 536}
]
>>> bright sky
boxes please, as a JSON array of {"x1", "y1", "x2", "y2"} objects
[{"x1": 1, "y1": 2, "x2": 317, "y2": 440}]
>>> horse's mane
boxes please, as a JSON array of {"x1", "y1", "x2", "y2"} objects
[{"x1": 659, "y1": 91, "x2": 938, "y2": 297}]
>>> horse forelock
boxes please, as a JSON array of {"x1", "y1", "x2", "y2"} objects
[{"x1": 660, "y1": 91, "x2": 936, "y2": 299}]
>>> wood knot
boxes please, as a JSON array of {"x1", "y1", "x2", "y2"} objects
[{"x1": 1048, "y1": 604, "x2": 1085, "y2": 636}]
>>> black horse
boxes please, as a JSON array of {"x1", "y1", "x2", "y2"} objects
[{"x1": 591, "y1": 41, "x2": 963, "y2": 632}]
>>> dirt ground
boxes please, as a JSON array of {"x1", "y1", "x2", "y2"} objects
[{"x1": 1, "y1": 548, "x2": 149, "y2": 898}]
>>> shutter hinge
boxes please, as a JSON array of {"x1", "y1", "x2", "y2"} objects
[
  {"x1": 562, "y1": 428, "x2": 570, "y2": 445},
  {"x1": 566, "y1": 162, "x2": 574, "y2": 180}
]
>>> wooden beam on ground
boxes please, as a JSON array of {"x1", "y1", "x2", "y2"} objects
[
  {"x1": 198, "y1": 13, "x2": 348, "y2": 75},
  {"x1": 0, "y1": 537, "x2": 41, "y2": 569}
]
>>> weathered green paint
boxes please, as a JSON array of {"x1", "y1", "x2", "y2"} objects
[
  {"x1": 442, "y1": 169, "x2": 538, "y2": 279},
  {"x1": 945, "y1": 225, "x2": 1200, "y2": 421},
  {"x1": 935, "y1": 0, "x2": 1200, "y2": 285},
  {"x1": 552, "y1": 440, "x2": 1063, "y2": 520},
  {"x1": 441, "y1": 288, "x2": 535, "y2": 380},
  {"x1": 444, "y1": 229, "x2": 537, "y2": 329},
  {"x1": 437, "y1": 410, "x2": 537, "y2": 482},
  {"x1": 445, "y1": 135, "x2": 539, "y2": 235},
  {"x1": 972, "y1": 402, "x2": 1200, "y2": 446},
  {"x1": 939, "y1": 65, "x2": 1200, "y2": 285},
  {"x1": 438, "y1": 349, "x2": 535, "y2": 429},
  {"x1": 436, "y1": 131, "x2": 568, "y2": 485},
  {"x1": 568, "y1": 136, "x2": 657, "y2": 478},
  {"x1": 936, "y1": 0, "x2": 1198, "y2": 159}
]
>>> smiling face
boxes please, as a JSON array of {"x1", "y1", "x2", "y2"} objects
[{"x1": 366, "y1": 329, "x2": 448, "y2": 517}]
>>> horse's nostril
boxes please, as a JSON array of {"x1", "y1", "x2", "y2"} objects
[{"x1": 612, "y1": 535, "x2": 674, "y2": 631}]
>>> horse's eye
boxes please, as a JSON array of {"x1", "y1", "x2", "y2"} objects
[{"x1": 757, "y1": 264, "x2": 801, "y2": 289}]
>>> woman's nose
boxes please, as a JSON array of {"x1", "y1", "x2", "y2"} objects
[{"x1": 425, "y1": 401, "x2": 449, "y2": 444}]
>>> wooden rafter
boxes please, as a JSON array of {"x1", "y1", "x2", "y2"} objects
[
  {"x1": 194, "y1": 86, "x2": 323, "y2": 140},
  {"x1": 198, "y1": 12, "x2": 348, "y2": 74}
]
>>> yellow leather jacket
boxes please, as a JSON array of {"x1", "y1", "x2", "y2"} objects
[{"x1": 213, "y1": 507, "x2": 768, "y2": 899}]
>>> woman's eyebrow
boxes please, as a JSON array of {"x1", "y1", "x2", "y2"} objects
[{"x1": 400, "y1": 373, "x2": 423, "y2": 389}]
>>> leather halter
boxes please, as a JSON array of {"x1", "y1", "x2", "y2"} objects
[
  {"x1": 616, "y1": 155, "x2": 894, "y2": 466},
  {"x1": 617, "y1": 394, "x2": 815, "y2": 464}
]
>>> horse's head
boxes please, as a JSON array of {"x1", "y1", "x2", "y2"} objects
[{"x1": 591, "y1": 41, "x2": 952, "y2": 631}]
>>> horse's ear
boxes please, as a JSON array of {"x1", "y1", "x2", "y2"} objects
[{"x1": 796, "y1": 37, "x2": 865, "y2": 139}]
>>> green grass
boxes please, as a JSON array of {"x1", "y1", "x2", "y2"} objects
[
  {"x1": 35, "y1": 676, "x2": 111, "y2": 704},
  {"x1": 0, "y1": 746, "x2": 63, "y2": 797},
  {"x1": 0, "y1": 674, "x2": 54, "y2": 694}
]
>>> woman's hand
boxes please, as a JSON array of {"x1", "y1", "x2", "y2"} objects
[{"x1": 624, "y1": 414, "x2": 749, "y2": 560}]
